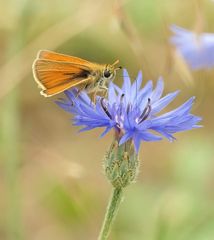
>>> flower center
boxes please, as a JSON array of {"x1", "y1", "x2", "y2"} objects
[{"x1": 100, "y1": 96, "x2": 152, "y2": 129}]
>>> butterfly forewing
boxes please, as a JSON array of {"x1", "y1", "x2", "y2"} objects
[
  {"x1": 37, "y1": 50, "x2": 93, "y2": 66},
  {"x1": 33, "y1": 58, "x2": 94, "y2": 96}
]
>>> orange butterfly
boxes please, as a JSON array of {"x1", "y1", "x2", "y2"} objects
[{"x1": 32, "y1": 50, "x2": 121, "y2": 100}]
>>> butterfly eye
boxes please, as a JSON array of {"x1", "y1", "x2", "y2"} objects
[{"x1": 103, "y1": 70, "x2": 111, "y2": 78}]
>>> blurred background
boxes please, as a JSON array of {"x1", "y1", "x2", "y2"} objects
[{"x1": 0, "y1": 0, "x2": 214, "y2": 239}]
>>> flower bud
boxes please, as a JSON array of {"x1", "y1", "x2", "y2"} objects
[{"x1": 104, "y1": 140, "x2": 139, "y2": 188}]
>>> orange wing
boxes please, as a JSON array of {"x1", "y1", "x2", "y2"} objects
[
  {"x1": 37, "y1": 50, "x2": 94, "y2": 66},
  {"x1": 33, "y1": 58, "x2": 93, "y2": 97}
]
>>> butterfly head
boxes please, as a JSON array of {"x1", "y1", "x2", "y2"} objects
[{"x1": 102, "y1": 60, "x2": 122, "y2": 81}]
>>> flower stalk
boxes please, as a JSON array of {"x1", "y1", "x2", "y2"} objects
[{"x1": 98, "y1": 187, "x2": 123, "y2": 240}]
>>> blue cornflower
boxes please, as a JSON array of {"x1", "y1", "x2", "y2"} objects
[
  {"x1": 57, "y1": 69, "x2": 201, "y2": 152},
  {"x1": 170, "y1": 24, "x2": 214, "y2": 70}
]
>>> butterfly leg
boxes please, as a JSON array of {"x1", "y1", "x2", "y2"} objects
[
  {"x1": 100, "y1": 86, "x2": 108, "y2": 99},
  {"x1": 91, "y1": 90, "x2": 98, "y2": 105},
  {"x1": 91, "y1": 86, "x2": 108, "y2": 105}
]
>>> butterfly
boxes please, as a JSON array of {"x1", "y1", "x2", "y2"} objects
[{"x1": 32, "y1": 50, "x2": 121, "y2": 101}]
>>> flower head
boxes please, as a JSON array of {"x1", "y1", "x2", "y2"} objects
[
  {"x1": 57, "y1": 69, "x2": 201, "y2": 152},
  {"x1": 170, "y1": 24, "x2": 214, "y2": 70}
]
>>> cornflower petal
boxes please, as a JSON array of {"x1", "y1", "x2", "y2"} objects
[
  {"x1": 152, "y1": 97, "x2": 195, "y2": 122},
  {"x1": 133, "y1": 134, "x2": 141, "y2": 152},
  {"x1": 100, "y1": 126, "x2": 113, "y2": 137},
  {"x1": 151, "y1": 90, "x2": 180, "y2": 114},
  {"x1": 108, "y1": 82, "x2": 117, "y2": 105},
  {"x1": 122, "y1": 69, "x2": 131, "y2": 102},
  {"x1": 130, "y1": 71, "x2": 143, "y2": 102},
  {"x1": 150, "y1": 77, "x2": 164, "y2": 102},
  {"x1": 119, "y1": 132, "x2": 133, "y2": 145},
  {"x1": 135, "y1": 80, "x2": 153, "y2": 111}
]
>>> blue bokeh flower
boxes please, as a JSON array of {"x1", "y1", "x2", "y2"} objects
[
  {"x1": 170, "y1": 24, "x2": 214, "y2": 70},
  {"x1": 57, "y1": 69, "x2": 202, "y2": 152}
]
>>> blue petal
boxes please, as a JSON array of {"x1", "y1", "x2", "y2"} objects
[
  {"x1": 150, "y1": 77, "x2": 164, "y2": 102},
  {"x1": 119, "y1": 132, "x2": 133, "y2": 145},
  {"x1": 130, "y1": 71, "x2": 143, "y2": 102},
  {"x1": 154, "y1": 129, "x2": 176, "y2": 141},
  {"x1": 100, "y1": 126, "x2": 113, "y2": 137},
  {"x1": 64, "y1": 90, "x2": 75, "y2": 100},
  {"x1": 108, "y1": 82, "x2": 117, "y2": 105},
  {"x1": 152, "y1": 90, "x2": 180, "y2": 114},
  {"x1": 133, "y1": 134, "x2": 141, "y2": 152},
  {"x1": 55, "y1": 100, "x2": 73, "y2": 113},
  {"x1": 135, "y1": 80, "x2": 153, "y2": 110},
  {"x1": 122, "y1": 69, "x2": 131, "y2": 94},
  {"x1": 156, "y1": 97, "x2": 195, "y2": 119},
  {"x1": 139, "y1": 131, "x2": 162, "y2": 141}
]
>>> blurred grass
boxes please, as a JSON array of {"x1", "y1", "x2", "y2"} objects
[
  {"x1": 1, "y1": 1, "x2": 34, "y2": 239},
  {"x1": 1, "y1": 90, "x2": 23, "y2": 240},
  {"x1": 0, "y1": 0, "x2": 214, "y2": 239}
]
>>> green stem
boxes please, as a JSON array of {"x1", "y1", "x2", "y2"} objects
[{"x1": 98, "y1": 188, "x2": 123, "y2": 240}]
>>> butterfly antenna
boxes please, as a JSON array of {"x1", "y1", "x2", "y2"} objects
[{"x1": 112, "y1": 59, "x2": 119, "y2": 66}]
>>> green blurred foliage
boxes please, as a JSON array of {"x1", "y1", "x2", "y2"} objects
[{"x1": 0, "y1": 0, "x2": 214, "y2": 239}]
